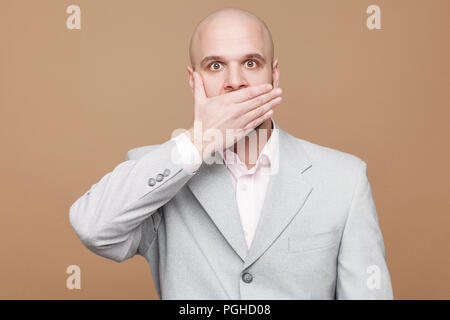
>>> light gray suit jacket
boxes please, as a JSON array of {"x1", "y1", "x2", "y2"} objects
[{"x1": 69, "y1": 121, "x2": 393, "y2": 299}]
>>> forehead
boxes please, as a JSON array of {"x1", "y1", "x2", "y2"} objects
[{"x1": 196, "y1": 21, "x2": 268, "y2": 59}]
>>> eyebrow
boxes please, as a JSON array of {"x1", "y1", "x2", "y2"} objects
[{"x1": 200, "y1": 53, "x2": 266, "y2": 68}]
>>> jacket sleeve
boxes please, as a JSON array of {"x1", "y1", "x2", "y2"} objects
[
  {"x1": 69, "y1": 137, "x2": 199, "y2": 263},
  {"x1": 336, "y1": 160, "x2": 394, "y2": 299}
]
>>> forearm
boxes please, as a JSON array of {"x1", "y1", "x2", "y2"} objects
[{"x1": 69, "y1": 138, "x2": 195, "y2": 262}]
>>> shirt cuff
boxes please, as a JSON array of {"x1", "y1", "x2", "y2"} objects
[{"x1": 171, "y1": 132, "x2": 202, "y2": 174}]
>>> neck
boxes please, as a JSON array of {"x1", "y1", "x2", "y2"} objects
[{"x1": 233, "y1": 118, "x2": 273, "y2": 170}]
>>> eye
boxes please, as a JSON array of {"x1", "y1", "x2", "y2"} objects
[
  {"x1": 245, "y1": 59, "x2": 258, "y2": 68},
  {"x1": 209, "y1": 62, "x2": 223, "y2": 71}
]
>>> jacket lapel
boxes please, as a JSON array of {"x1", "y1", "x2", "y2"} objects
[
  {"x1": 187, "y1": 154, "x2": 249, "y2": 261},
  {"x1": 243, "y1": 124, "x2": 313, "y2": 269},
  {"x1": 187, "y1": 122, "x2": 314, "y2": 267}
]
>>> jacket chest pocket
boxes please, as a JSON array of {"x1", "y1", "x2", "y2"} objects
[{"x1": 288, "y1": 229, "x2": 341, "y2": 254}]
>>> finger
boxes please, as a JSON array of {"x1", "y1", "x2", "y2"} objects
[
  {"x1": 244, "y1": 109, "x2": 274, "y2": 134},
  {"x1": 242, "y1": 97, "x2": 281, "y2": 131},
  {"x1": 238, "y1": 87, "x2": 282, "y2": 114},
  {"x1": 224, "y1": 83, "x2": 273, "y2": 104},
  {"x1": 193, "y1": 72, "x2": 207, "y2": 102}
]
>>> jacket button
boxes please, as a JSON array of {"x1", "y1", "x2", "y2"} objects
[
  {"x1": 163, "y1": 169, "x2": 170, "y2": 177},
  {"x1": 156, "y1": 173, "x2": 164, "y2": 182},
  {"x1": 148, "y1": 178, "x2": 156, "y2": 186},
  {"x1": 242, "y1": 272, "x2": 253, "y2": 283}
]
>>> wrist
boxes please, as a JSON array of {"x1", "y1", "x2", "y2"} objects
[
  {"x1": 187, "y1": 126, "x2": 216, "y2": 162},
  {"x1": 187, "y1": 127, "x2": 205, "y2": 162}
]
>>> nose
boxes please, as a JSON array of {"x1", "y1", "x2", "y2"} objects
[{"x1": 224, "y1": 63, "x2": 248, "y2": 92}]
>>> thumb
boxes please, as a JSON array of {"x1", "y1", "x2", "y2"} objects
[{"x1": 193, "y1": 71, "x2": 207, "y2": 102}]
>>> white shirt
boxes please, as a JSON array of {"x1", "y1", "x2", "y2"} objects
[{"x1": 172, "y1": 119, "x2": 279, "y2": 249}]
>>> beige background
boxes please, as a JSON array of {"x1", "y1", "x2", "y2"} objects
[{"x1": 1, "y1": 0, "x2": 449, "y2": 299}]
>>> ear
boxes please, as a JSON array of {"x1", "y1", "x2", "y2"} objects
[
  {"x1": 187, "y1": 65, "x2": 195, "y2": 95},
  {"x1": 272, "y1": 58, "x2": 280, "y2": 88}
]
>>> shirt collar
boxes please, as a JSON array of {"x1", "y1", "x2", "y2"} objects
[{"x1": 220, "y1": 118, "x2": 279, "y2": 176}]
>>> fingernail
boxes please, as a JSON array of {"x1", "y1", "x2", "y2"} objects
[
  {"x1": 275, "y1": 88, "x2": 282, "y2": 94},
  {"x1": 266, "y1": 84, "x2": 273, "y2": 90}
]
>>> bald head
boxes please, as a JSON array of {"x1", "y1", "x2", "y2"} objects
[{"x1": 189, "y1": 8, "x2": 274, "y2": 69}]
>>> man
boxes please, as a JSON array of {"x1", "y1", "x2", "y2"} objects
[{"x1": 69, "y1": 8, "x2": 393, "y2": 299}]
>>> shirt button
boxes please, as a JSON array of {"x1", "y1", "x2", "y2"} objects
[
  {"x1": 148, "y1": 178, "x2": 156, "y2": 186},
  {"x1": 156, "y1": 173, "x2": 164, "y2": 182},
  {"x1": 163, "y1": 169, "x2": 171, "y2": 177},
  {"x1": 242, "y1": 272, "x2": 253, "y2": 283}
]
